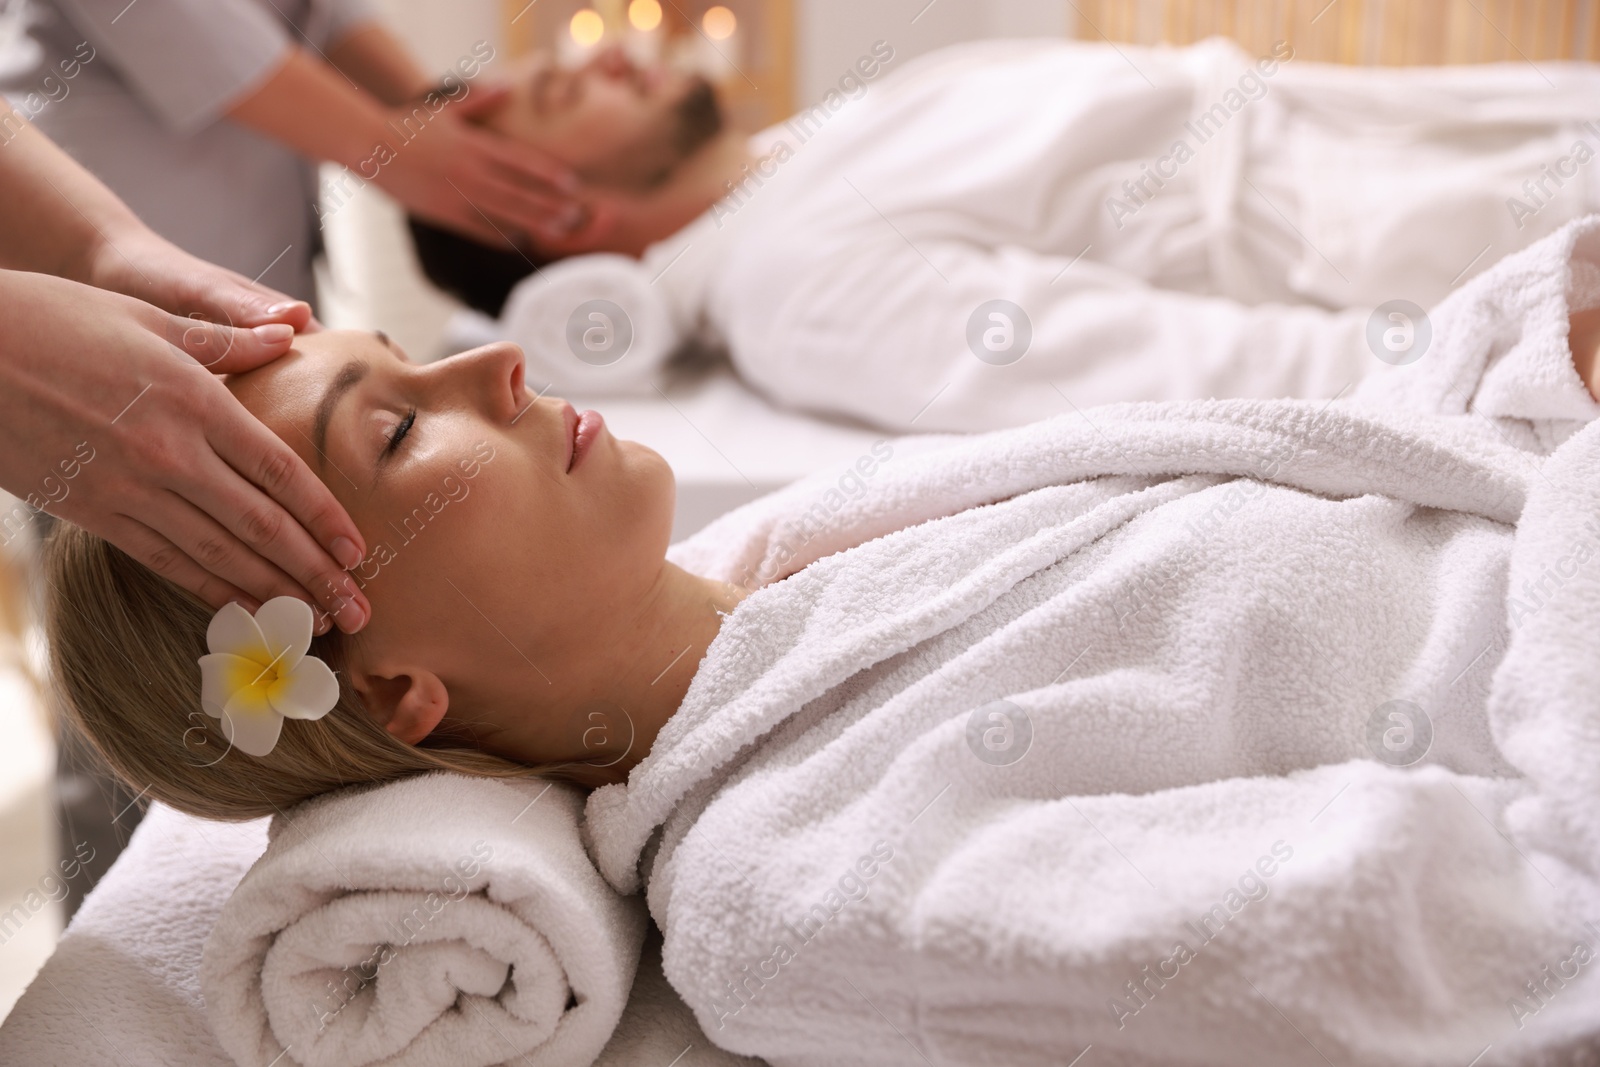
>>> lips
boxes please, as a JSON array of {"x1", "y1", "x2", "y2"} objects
[
  {"x1": 571, "y1": 409, "x2": 605, "y2": 471},
  {"x1": 560, "y1": 400, "x2": 578, "y2": 472}
]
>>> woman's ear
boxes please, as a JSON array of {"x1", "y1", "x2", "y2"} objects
[{"x1": 348, "y1": 668, "x2": 450, "y2": 746}]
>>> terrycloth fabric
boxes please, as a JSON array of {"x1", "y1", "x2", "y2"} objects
[
  {"x1": 0, "y1": 798, "x2": 763, "y2": 1067},
  {"x1": 498, "y1": 253, "x2": 678, "y2": 396},
  {"x1": 583, "y1": 217, "x2": 1600, "y2": 1066},
  {"x1": 633, "y1": 39, "x2": 1600, "y2": 432},
  {"x1": 0, "y1": 801, "x2": 273, "y2": 1066},
  {"x1": 203, "y1": 773, "x2": 649, "y2": 1067}
]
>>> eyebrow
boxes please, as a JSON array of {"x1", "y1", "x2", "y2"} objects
[{"x1": 312, "y1": 360, "x2": 370, "y2": 472}]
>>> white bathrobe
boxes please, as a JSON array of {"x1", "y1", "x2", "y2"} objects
[
  {"x1": 639, "y1": 38, "x2": 1600, "y2": 431},
  {"x1": 583, "y1": 217, "x2": 1600, "y2": 1066}
]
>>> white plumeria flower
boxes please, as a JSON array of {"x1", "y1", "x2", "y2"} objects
[{"x1": 198, "y1": 597, "x2": 340, "y2": 758}]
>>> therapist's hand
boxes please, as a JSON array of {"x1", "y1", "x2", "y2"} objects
[
  {"x1": 0, "y1": 270, "x2": 370, "y2": 633},
  {"x1": 374, "y1": 96, "x2": 580, "y2": 249},
  {"x1": 79, "y1": 222, "x2": 320, "y2": 335}
]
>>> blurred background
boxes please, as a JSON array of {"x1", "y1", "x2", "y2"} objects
[{"x1": 2, "y1": 0, "x2": 1598, "y2": 1022}]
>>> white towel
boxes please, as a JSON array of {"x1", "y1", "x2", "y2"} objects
[
  {"x1": 582, "y1": 217, "x2": 1600, "y2": 1066},
  {"x1": 204, "y1": 772, "x2": 648, "y2": 1067},
  {"x1": 0, "y1": 798, "x2": 761, "y2": 1067},
  {"x1": 498, "y1": 254, "x2": 679, "y2": 395}
]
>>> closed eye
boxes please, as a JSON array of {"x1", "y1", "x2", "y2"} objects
[{"x1": 385, "y1": 408, "x2": 416, "y2": 457}]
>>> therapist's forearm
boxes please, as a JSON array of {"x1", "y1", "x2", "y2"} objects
[
  {"x1": 0, "y1": 108, "x2": 150, "y2": 282},
  {"x1": 225, "y1": 46, "x2": 398, "y2": 172},
  {"x1": 325, "y1": 22, "x2": 435, "y2": 106}
]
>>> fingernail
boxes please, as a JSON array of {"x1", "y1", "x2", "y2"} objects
[
  {"x1": 266, "y1": 301, "x2": 302, "y2": 315},
  {"x1": 253, "y1": 323, "x2": 295, "y2": 344},
  {"x1": 331, "y1": 536, "x2": 363, "y2": 570},
  {"x1": 335, "y1": 597, "x2": 369, "y2": 634}
]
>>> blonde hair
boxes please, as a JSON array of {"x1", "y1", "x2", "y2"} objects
[{"x1": 43, "y1": 523, "x2": 588, "y2": 822}]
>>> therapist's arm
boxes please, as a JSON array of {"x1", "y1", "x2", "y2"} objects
[
  {"x1": 228, "y1": 46, "x2": 578, "y2": 246},
  {"x1": 0, "y1": 112, "x2": 369, "y2": 631},
  {"x1": 324, "y1": 21, "x2": 436, "y2": 105},
  {"x1": 0, "y1": 108, "x2": 316, "y2": 331}
]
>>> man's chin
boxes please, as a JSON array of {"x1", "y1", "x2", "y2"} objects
[
  {"x1": 672, "y1": 76, "x2": 724, "y2": 155},
  {"x1": 641, "y1": 64, "x2": 675, "y2": 93}
]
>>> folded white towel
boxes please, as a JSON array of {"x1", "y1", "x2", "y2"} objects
[
  {"x1": 498, "y1": 253, "x2": 679, "y2": 395},
  {"x1": 0, "y1": 797, "x2": 761, "y2": 1067},
  {"x1": 203, "y1": 772, "x2": 647, "y2": 1067}
]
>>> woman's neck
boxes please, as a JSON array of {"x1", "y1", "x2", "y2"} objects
[{"x1": 486, "y1": 561, "x2": 748, "y2": 785}]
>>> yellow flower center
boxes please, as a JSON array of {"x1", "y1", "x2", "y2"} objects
[{"x1": 223, "y1": 646, "x2": 291, "y2": 716}]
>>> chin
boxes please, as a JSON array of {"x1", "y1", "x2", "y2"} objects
[{"x1": 616, "y1": 437, "x2": 677, "y2": 547}]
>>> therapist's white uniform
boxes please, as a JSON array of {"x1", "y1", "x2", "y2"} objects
[{"x1": 1, "y1": 0, "x2": 373, "y2": 304}]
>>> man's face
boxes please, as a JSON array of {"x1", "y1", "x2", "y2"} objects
[{"x1": 481, "y1": 46, "x2": 723, "y2": 189}]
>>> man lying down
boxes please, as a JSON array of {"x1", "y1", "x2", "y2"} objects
[
  {"x1": 45, "y1": 216, "x2": 1600, "y2": 1066},
  {"x1": 409, "y1": 38, "x2": 1600, "y2": 431}
]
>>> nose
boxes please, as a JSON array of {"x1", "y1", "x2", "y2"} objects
[
  {"x1": 588, "y1": 45, "x2": 632, "y2": 79},
  {"x1": 437, "y1": 341, "x2": 527, "y2": 423}
]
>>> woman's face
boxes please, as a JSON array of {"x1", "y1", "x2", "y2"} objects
[{"x1": 226, "y1": 330, "x2": 675, "y2": 744}]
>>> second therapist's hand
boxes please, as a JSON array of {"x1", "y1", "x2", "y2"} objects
[
  {"x1": 375, "y1": 96, "x2": 581, "y2": 249},
  {"x1": 0, "y1": 270, "x2": 370, "y2": 633}
]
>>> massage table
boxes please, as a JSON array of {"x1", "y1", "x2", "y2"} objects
[
  {"x1": 0, "y1": 798, "x2": 765, "y2": 1067},
  {"x1": 7, "y1": 0, "x2": 1597, "y2": 1061}
]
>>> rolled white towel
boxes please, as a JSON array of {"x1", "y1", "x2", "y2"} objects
[
  {"x1": 202, "y1": 772, "x2": 647, "y2": 1067},
  {"x1": 499, "y1": 254, "x2": 679, "y2": 395}
]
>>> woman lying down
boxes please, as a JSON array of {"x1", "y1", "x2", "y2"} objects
[{"x1": 47, "y1": 216, "x2": 1600, "y2": 1067}]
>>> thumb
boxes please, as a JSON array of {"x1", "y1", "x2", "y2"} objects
[
  {"x1": 451, "y1": 81, "x2": 511, "y2": 121},
  {"x1": 218, "y1": 287, "x2": 315, "y2": 332},
  {"x1": 144, "y1": 253, "x2": 313, "y2": 332},
  {"x1": 171, "y1": 317, "x2": 296, "y2": 373}
]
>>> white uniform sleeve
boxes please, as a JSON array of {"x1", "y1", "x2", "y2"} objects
[{"x1": 718, "y1": 235, "x2": 1377, "y2": 434}]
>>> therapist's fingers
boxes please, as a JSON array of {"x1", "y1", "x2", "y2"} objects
[
  {"x1": 137, "y1": 486, "x2": 358, "y2": 635},
  {"x1": 174, "y1": 262, "x2": 312, "y2": 334},
  {"x1": 197, "y1": 396, "x2": 372, "y2": 631},
  {"x1": 464, "y1": 167, "x2": 586, "y2": 243},
  {"x1": 451, "y1": 82, "x2": 512, "y2": 120},
  {"x1": 103, "y1": 231, "x2": 315, "y2": 337},
  {"x1": 533, "y1": 200, "x2": 619, "y2": 258},
  {"x1": 168, "y1": 454, "x2": 370, "y2": 633},
  {"x1": 168, "y1": 315, "x2": 298, "y2": 373},
  {"x1": 102, "y1": 513, "x2": 258, "y2": 616},
  {"x1": 450, "y1": 130, "x2": 582, "y2": 237},
  {"x1": 475, "y1": 132, "x2": 579, "y2": 195},
  {"x1": 188, "y1": 279, "x2": 314, "y2": 333}
]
